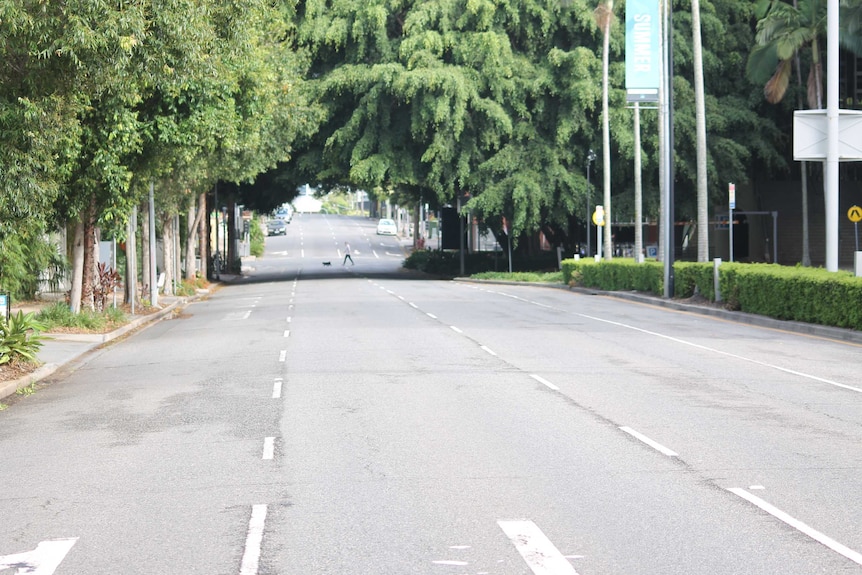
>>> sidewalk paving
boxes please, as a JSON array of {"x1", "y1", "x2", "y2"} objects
[{"x1": 0, "y1": 295, "x2": 193, "y2": 402}]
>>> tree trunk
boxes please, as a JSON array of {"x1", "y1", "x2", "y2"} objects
[
  {"x1": 80, "y1": 199, "x2": 96, "y2": 311},
  {"x1": 198, "y1": 193, "x2": 208, "y2": 280},
  {"x1": 125, "y1": 206, "x2": 138, "y2": 306},
  {"x1": 161, "y1": 212, "x2": 174, "y2": 296},
  {"x1": 69, "y1": 221, "x2": 85, "y2": 314},
  {"x1": 692, "y1": 0, "x2": 709, "y2": 262},
  {"x1": 186, "y1": 201, "x2": 204, "y2": 280},
  {"x1": 141, "y1": 202, "x2": 150, "y2": 298}
]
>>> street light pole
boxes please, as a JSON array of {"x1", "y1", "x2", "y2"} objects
[{"x1": 586, "y1": 149, "x2": 596, "y2": 257}]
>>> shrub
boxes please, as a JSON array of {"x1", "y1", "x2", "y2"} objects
[
  {"x1": 35, "y1": 301, "x2": 127, "y2": 331},
  {"x1": 0, "y1": 311, "x2": 48, "y2": 365},
  {"x1": 249, "y1": 215, "x2": 265, "y2": 257}
]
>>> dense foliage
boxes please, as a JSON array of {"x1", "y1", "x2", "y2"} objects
[{"x1": 1, "y1": 0, "x2": 858, "y2": 296}]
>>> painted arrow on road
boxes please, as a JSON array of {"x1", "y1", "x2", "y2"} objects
[{"x1": 0, "y1": 538, "x2": 77, "y2": 574}]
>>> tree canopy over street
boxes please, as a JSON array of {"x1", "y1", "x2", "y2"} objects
[{"x1": 0, "y1": 0, "x2": 858, "y2": 303}]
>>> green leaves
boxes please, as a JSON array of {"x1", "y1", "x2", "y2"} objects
[{"x1": 0, "y1": 311, "x2": 48, "y2": 366}]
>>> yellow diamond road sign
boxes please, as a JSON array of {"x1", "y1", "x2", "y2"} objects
[{"x1": 849, "y1": 205, "x2": 862, "y2": 223}]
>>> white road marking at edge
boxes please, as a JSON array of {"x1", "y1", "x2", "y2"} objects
[
  {"x1": 272, "y1": 379, "x2": 283, "y2": 399},
  {"x1": 498, "y1": 520, "x2": 580, "y2": 575},
  {"x1": 577, "y1": 311, "x2": 862, "y2": 394},
  {"x1": 278, "y1": 350, "x2": 287, "y2": 362},
  {"x1": 461, "y1": 283, "x2": 861, "y2": 394},
  {"x1": 262, "y1": 437, "x2": 275, "y2": 460},
  {"x1": 530, "y1": 374, "x2": 560, "y2": 391},
  {"x1": 619, "y1": 426, "x2": 679, "y2": 457},
  {"x1": 0, "y1": 538, "x2": 78, "y2": 574},
  {"x1": 728, "y1": 488, "x2": 862, "y2": 566},
  {"x1": 239, "y1": 505, "x2": 268, "y2": 575}
]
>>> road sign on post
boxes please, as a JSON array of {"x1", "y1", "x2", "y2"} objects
[
  {"x1": 594, "y1": 206, "x2": 604, "y2": 261},
  {"x1": 850, "y1": 205, "x2": 862, "y2": 251}
]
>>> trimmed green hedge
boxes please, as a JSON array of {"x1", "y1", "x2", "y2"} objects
[{"x1": 562, "y1": 258, "x2": 862, "y2": 331}]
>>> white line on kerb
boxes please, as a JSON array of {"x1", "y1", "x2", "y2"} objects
[
  {"x1": 278, "y1": 350, "x2": 286, "y2": 362},
  {"x1": 530, "y1": 374, "x2": 560, "y2": 391},
  {"x1": 578, "y1": 312, "x2": 862, "y2": 394},
  {"x1": 728, "y1": 488, "x2": 862, "y2": 566},
  {"x1": 498, "y1": 520, "x2": 580, "y2": 574},
  {"x1": 619, "y1": 426, "x2": 678, "y2": 457},
  {"x1": 272, "y1": 380, "x2": 282, "y2": 399},
  {"x1": 262, "y1": 437, "x2": 275, "y2": 460},
  {"x1": 481, "y1": 345, "x2": 498, "y2": 356},
  {"x1": 239, "y1": 504, "x2": 268, "y2": 575}
]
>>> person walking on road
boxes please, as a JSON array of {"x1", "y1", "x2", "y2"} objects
[{"x1": 342, "y1": 242, "x2": 354, "y2": 265}]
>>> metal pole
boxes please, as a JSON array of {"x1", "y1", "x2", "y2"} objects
[
  {"x1": 661, "y1": 0, "x2": 675, "y2": 297},
  {"x1": 729, "y1": 206, "x2": 734, "y2": 262},
  {"x1": 826, "y1": 0, "x2": 839, "y2": 271},
  {"x1": 129, "y1": 206, "x2": 137, "y2": 315},
  {"x1": 587, "y1": 150, "x2": 596, "y2": 257},
  {"x1": 508, "y1": 219, "x2": 513, "y2": 273},
  {"x1": 773, "y1": 211, "x2": 778, "y2": 263},
  {"x1": 458, "y1": 194, "x2": 465, "y2": 276}
]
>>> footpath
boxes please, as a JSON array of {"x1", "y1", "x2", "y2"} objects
[{"x1": 0, "y1": 286, "x2": 220, "y2": 403}]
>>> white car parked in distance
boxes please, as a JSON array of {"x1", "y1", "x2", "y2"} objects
[{"x1": 376, "y1": 218, "x2": 398, "y2": 235}]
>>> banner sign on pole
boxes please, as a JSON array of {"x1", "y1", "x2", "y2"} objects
[{"x1": 626, "y1": 0, "x2": 660, "y2": 102}]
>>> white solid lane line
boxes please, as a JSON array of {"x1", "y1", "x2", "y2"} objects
[
  {"x1": 728, "y1": 488, "x2": 862, "y2": 566},
  {"x1": 498, "y1": 520, "x2": 580, "y2": 575},
  {"x1": 619, "y1": 426, "x2": 679, "y2": 457},
  {"x1": 239, "y1": 505, "x2": 268, "y2": 575},
  {"x1": 530, "y1": 374, "x2": 560, "y2": 391}
]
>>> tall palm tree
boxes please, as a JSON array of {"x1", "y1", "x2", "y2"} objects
[{"x1": 595, "y1": 0, "x2": 615, "y2": 260}]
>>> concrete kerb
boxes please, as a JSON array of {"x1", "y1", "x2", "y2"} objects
[
  {"x1": 0, "y1": 296, "x2": 191, "y2": 403},
  {"x1": 454, "y1": 278, "x2": 862, "y2": 345}
]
